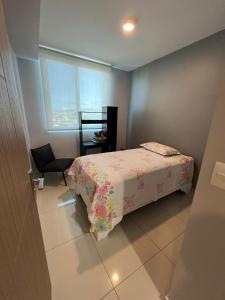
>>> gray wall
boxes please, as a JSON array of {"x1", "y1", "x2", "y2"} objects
[
  {"x1": 18, "y1": 58, "x2": 130, "y2": 158},
  {"x1": 169, "y1": 76, "x2": 225, "y2": 300},
  {"x1": 127, "y1": 30, "x2": 225, "y2": 178}
]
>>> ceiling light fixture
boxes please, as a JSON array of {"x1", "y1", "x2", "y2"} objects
[{"x1": 122, "y1": 18, "x2": 137, "y2": 34}]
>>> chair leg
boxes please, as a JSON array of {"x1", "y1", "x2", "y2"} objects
[{"x1": 62, "y1": 172, "x2": 67, "y2": 186}]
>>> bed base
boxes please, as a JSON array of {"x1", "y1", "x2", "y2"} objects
[
  {"x1": 73, "y1": 182, "x2": 192, "y2": 241},
  {"x1": 180, "y1": 183, "x2": 192, "y2": 194}
]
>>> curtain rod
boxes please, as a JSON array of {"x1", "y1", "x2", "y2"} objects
[{"x1": 39, "y1": 44, "x2": 112, "y2": 68}]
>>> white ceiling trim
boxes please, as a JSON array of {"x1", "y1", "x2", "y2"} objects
[{"x1": 39, "y1": 44, "x2": 112, "y2": 68}]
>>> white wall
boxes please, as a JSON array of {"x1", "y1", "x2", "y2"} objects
[
  {"x1": 17, "y1": 57, "x2": 130, "y2": 158},
  {"x1": 127, "y1": 30, "x2": 225, "y2": 180},
  {"x1": 169, "y1": 76, "x2": 225, "y2": 299},
  {"x1": 4, "y1": 0, "x2": 40, "y2": 59}
]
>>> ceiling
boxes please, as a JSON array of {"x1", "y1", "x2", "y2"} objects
[
  {"x1": 40, "y1": 0, "x2": 225, "y2": 71},
  {"x1": 4, "y1": 0, "x2": 40, "y2": 59}
]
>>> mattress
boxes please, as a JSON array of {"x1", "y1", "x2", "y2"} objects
[{"x1": 68, "y1": 148, "x2": 194, "y2": 240}]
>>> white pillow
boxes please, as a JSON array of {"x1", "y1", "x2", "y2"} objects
[{"x1": 140, "y1": 142, "x2": 180, "y2": 156}]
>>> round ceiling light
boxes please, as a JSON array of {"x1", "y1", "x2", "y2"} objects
[{"x1": 122, "y1": 18, "x2": 137, "y2": 33}]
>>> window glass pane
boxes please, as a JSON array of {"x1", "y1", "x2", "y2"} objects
[
  {"x1": 40, "y1": 49, "x2": 111, "y2": 132},
  {"x1": 79, "y1": 67, "x2": 109, "y2": 113},
  {"x1": 46, "y1": 59, "x2": 78, "y2": 130}
]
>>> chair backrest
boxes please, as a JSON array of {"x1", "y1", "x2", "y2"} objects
[{"x1": 31, "y1": 144, "x2": 55, "y2": 172}]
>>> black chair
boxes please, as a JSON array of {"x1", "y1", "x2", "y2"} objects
[{"x1": 31, "y1": 143, "x2": 74, "y2": 186}]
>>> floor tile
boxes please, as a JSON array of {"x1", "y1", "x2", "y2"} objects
[
  {"x1": 38, "y1": 176, "x2": 194, "y2": 300},
  {"x1": 120, "y1": 218, "x2": 160, "y2": 263},
  {"x1": 40, "y1": 203, "x2": 89, "y2": 251},
  {"x1": 127, "y1": 200, "x2": 166, "y2": 229},
  {"x1": 37, "y1": 186, "x2": 75, "y2": 215},
  {"x1": 41, "y1": 172, "x2": 74, "y2": 187},
  {"x1": 72, "y1": 194, "x2": 91, "y2": 225},
  {"x1": 92, "y1": 218, "x2": 159, "y2": 287},
  {"x1": 129, "y1": 190, "x2": 192, "y2": 231},
  {"x1": 102, "y1": 290, "x2": 119, "y2": 300},
  {"x1": 144, "y1": 252, "x2": 175, "y2": 299},
  {"x1": 116, "y1": 266, "x2": 160, "y2": 300},
  {"x1": 36, "y1": 172, "x2": 79, "y2": 214},
  {"x1": 154, "y1": 190, "x2": 193, "y2": 215},
  {"x1": 47, "y1": 235, "x2": 113, "y2": 300},
  {"x1": 163, "y1": 234, "x2": 184, "y2": 265},
  {"x1": 176, "y1": 206, "x2": 191, "y2": 226},
  {"x1": 143, "y1": 216, "x2": 185, "y2": 249}
]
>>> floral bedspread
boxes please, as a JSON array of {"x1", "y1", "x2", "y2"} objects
[{"x1": 68, "y1": 148, "x2": 194, "y2": 236}]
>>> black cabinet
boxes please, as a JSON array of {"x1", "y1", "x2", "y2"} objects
[{"x1": 79, "y1": 106, "x2": 118, "y2": 156}]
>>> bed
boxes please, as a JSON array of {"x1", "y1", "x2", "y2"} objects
[{"x1": 68, "y1": 147, "x2": 194, "y2": 240}]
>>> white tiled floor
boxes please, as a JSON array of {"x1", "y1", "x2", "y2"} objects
[{"x1": 37, "y1": 174, "x2": 194, "y2": 300}]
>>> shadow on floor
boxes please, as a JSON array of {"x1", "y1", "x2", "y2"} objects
[{"x1": 74, "y1": 189, "x2": 193, "y2": 272}]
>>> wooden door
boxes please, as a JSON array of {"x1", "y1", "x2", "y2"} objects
[{"x1": 0, "y1": 1, "x2": 51, "y2": 300}]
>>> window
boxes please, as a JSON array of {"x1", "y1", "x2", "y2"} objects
[{"x1": 39, "y1": 49, "x2": 111, "y2": 131}]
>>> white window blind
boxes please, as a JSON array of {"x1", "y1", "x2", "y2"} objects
[{"x1": 39, "y1": 49, "x2": 111, "y2": 131}]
